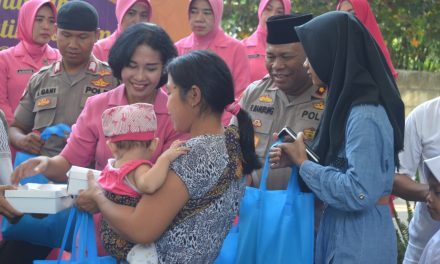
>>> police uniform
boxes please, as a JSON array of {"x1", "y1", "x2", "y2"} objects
[
  {"x1": 14, "y1": 57, "x2": 118, "y2": 157},
  {"x1": 239, "y1": 76, "x2": 326, "y2": 189}
]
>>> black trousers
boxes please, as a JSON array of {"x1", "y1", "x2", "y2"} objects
[{"x1": 0, "y1": 240, "x2": 52, "y2": 264}]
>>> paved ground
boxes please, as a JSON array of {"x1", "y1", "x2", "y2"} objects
[{"x1": 394, "y1": 197, "x2": 416, "y2": 224}]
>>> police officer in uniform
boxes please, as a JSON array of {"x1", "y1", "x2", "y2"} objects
[
  {"x1": 2, "y1": 2, "x2": 117, "y2": 262},
  {"x1": 238, "y1": 13, "x2": 325, "y2": 190},
  {"x1": 9, "y1": 1, "x2": 118, "y2": 159}
]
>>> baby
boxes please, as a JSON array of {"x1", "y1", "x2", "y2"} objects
[
  {"x1": 96, "y1": 103, "x2": 189, "y2": 263},
  {"x1": 419, "y1": 155, "x2": 440, "y2": 263}
]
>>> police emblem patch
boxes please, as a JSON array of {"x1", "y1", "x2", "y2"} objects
[
  {"x1": 36, "y1": 97, "x2": 51, "y2": 107},
  {"x1": 258, "y1": 95, "x2": 273, "y2": 103},
  {"x1": 253, "y1": 119, "x2": 262, "y2": 128},
  {"x1": 91, "y1": 78, "x2": 111, "y2": 87},
  {"x1": 313, "y1": 101, "x2": 325, "y2": 110}
]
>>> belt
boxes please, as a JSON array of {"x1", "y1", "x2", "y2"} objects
[{"x1": 376, "y1": 195, "x2": 390, "y2": 205}]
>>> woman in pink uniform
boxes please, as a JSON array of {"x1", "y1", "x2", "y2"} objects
[
  {"x1": 241, "y1": 0, "x2": 291, "y2": 83},
  {"x1": 0, "y1": 0, "x2": 60, "y2": 124},
  {"x1": 93, "y1": 0, "x2": 152, "y2": 62},
  {"x1": 12, "y1": 23, "x2": 185, "y2": 256},
  {"x1": 337, "y1": 0, "x2": 398, "y2": 79},
  {"x1": 175, "y1": 0, "x2": 251, "y2": 107}
]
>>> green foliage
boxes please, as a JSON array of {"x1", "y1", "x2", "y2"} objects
[{"x1": 222, "y1": 0, "x2": 440, "y2": 71}]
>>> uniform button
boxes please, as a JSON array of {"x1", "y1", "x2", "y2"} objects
[{"x1": 359, "y1": 194, "x2": 365, "y2": 200}]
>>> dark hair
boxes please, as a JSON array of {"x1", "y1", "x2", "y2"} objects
[
  {"x1": 166, "y1": 50, "x2": 261, "y2": 174},
  {"x1": 108, "y1": 23, "x2": 178, "y2": 89}
]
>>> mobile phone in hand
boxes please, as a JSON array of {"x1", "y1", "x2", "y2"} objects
[{"x1": 278, "y1": 127, "x2": 320, "y2": 163}]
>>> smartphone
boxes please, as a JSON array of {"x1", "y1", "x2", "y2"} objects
[{"x1": 278, "y1": 127, "x2": 320, "y2": 163}]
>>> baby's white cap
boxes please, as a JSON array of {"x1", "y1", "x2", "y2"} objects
[{"x1": 424, "y1": 155, "x2": 440, "y2": 182}]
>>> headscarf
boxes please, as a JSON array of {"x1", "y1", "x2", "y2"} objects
[
  {"x1": 115, "y1": 0, "x2": 152, "y2": 34},
  {"x1": 336, "y1": 0, "x2": 398, "y2": 79},
  {"x1": 255, "y1": 0, "x2": 291, "y2": 39},
  {"x1": 187, "y1": 0, "x2": 223, "y2": 49},
  {"x1": 104, "y1": 0, "x2": 152, "y2": 51},
  {"x1": 17, "y1": 0, "x2": 57, "y2": 56},
  {"x1": 295, "y1": 11, "x2": 404, "y2": 167}
]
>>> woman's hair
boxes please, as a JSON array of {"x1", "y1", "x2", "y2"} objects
[
  {"x1": 113, "y1": 140, "x2": 152, "y2": 151},
  {"x1": 108, "y1": 22, "x2": 178, "y2": 88},
  {"x1": 166, "y1": 50, "x2": 261, "y2": 174}
]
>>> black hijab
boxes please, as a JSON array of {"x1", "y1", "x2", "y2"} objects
[{"x1": 294, "y1": 11, "x2": 404, "y2": 167}]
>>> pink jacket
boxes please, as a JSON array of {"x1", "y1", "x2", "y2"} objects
[
  {"x1": 0, "y1": 0, "x2": 60, "y2": 124},
  {"x1": 93, "y1": 0, "x2": 152, "y2": 62},
  {"x1": 60, "y1": 85, "x2": 185, "y2": 170},
  {"x1": 242, "y1": 0, "x2": 291, "y2": 83}
]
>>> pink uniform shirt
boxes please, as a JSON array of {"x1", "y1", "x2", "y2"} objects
[
  {"x1": 0, "y1": 0, "x2": 60, "y2": 124},
  {"x1": 241, "y1": 0, "x2": 291, "y2": 83},
  {"x1": 60, "y1": 85, "x2": 185, "y2": 170},
  {"x1": 93, "y1": 0, "x2": 152, "y2": 62},
  {"x1": 175, "y1": 0, "x2": 250, "y2": 102}
]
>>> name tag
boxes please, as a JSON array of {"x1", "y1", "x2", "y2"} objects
[
  {"x1": 36, "y1": 87, "x2": 58, "y2": 97},
  {"x1": 17, "y1": 69, "x2": 34, "y2": 74},
  {"x1": 248, "y1": 54, "x2": 261, "y2": 59}
]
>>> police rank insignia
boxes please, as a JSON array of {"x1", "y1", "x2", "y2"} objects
[
  {"x1": 315, "y1": 86, "x2": 326, "y2": 96},
  {"x1": 36, "y1": 97, "x2": 50, "y2": 107},
  {"x1": 91, "y1": 78, "x2": 111, "y2": 87},
  {"x1": 258, "y1": 95, "x2": 273, "y2": 103},
  {"x1": 313, "y1": 101, "x2": 325, "y2": 110}
]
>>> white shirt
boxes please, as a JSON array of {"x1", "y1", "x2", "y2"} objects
[
  {"x1": 419, "y1": 227, "x2": 440, "y2": 264},
  {"x1": 398, "y1": 97, "x2": 440, "y2": 264}
]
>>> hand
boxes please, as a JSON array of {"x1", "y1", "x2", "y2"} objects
[
  {"x1": 17, "y1": 132, "x2": 44, "y2": 155},
  {"x1": 161, "y1": 140, "x2": 190, "y2": 163},
  {"x1": 269, "y1": 132, "x2": 308, "y2": 168},
  {"x1": 0, "y1": 185, "x2": 23, "y2": 223},
  {"x1": 11, "y1": 156, "x2": 50, "y2": 185},
  {"x1": 75, "y1": 171, "x2": 103, "y2": 214}
]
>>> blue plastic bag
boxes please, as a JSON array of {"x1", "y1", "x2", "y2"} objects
[
  {"x1": 14, "y1": 123, "x2": 71, "y2": 184},
  {"x1": 34, "y1": 208, "x2": 117, "y2": 264},
  {"x1": 2, "y1": 123, "x2": 73, "y2": 248},
  {"x1": 214, "y1": 224, "x2": 239, "y2": 264},
  {"x1": 235, "y1": 140, "x2": 315, "y2": 264}
]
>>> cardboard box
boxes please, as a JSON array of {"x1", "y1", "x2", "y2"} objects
[
  {"x1": 67, "y1": 166, "x2": 101, "y2": 195},
  {"x1": 5, "y1": 183, "x2": 73, "y2": 214}
]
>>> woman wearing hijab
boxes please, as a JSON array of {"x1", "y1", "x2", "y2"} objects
[
  {"x1": 241, "y1": 0, "x2": 291, "y2": 82},
  {"x1": 175, "y1": 0, "x2": 251, "y2": 114},
  {"x1": 93, "y1": 0, "x2": 152, "y2": 62},
  {"x1": 337, "y1": 0, "x2": 398, "y2": 79},
  {"x1": 0, "y1": 0, "x2": 60, "y2": 124},
  {"x1": 269, "y1": 12, "x2": 404, "y2": 263}
]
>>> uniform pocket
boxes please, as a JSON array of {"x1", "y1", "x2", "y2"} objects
[{"x1": 32, "y1": 96, "x2": 57, "y2": 130}]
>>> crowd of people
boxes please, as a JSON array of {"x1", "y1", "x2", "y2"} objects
[{"x1": 0, "y1": 0, "x2": 438, "y2": 263}]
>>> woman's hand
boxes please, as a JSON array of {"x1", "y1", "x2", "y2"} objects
[
  {"x1": 11, "y1": 156, "x2": 49, "y2": 185},
  {"x1": 75, "y1": 170, "x2": 103, "y2": 214},
  {"x1": 269, "y1": 132, "x2": 308, "y2": 168},
  {"x1": 0, "y1": 185, "x2": 23, "y2": 223}
]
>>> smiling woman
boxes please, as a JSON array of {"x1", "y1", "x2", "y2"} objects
[{"x1": 0, "y1": 0, "x2": 60, "y2": 124}]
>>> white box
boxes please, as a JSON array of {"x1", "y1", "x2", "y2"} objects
[
  {"x1": 67, "y1": 166, "x2": 100, "y2": 195},
  {"x1": 5, "y1": 183, "x2": 73, "y2": 214}
]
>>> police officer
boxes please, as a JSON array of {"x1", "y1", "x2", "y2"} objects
[
  {"x1": 3, "y1": 2, "x2": 118, "y2": 262},
  {"x1": 9, "y1": 1, "x2": 118, "y2": 159},
  {"x1": 238, "y1": 14, "x2": 325, "y2": 190}
]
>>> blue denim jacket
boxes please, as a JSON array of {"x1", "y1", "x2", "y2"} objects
[{"x1": 300, "y1": 105, "x2": 397, "y2": 264}]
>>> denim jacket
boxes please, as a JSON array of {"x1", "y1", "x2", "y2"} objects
[{"x1": 300, "y1": 105, "x2": 397, "y2": 264}]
